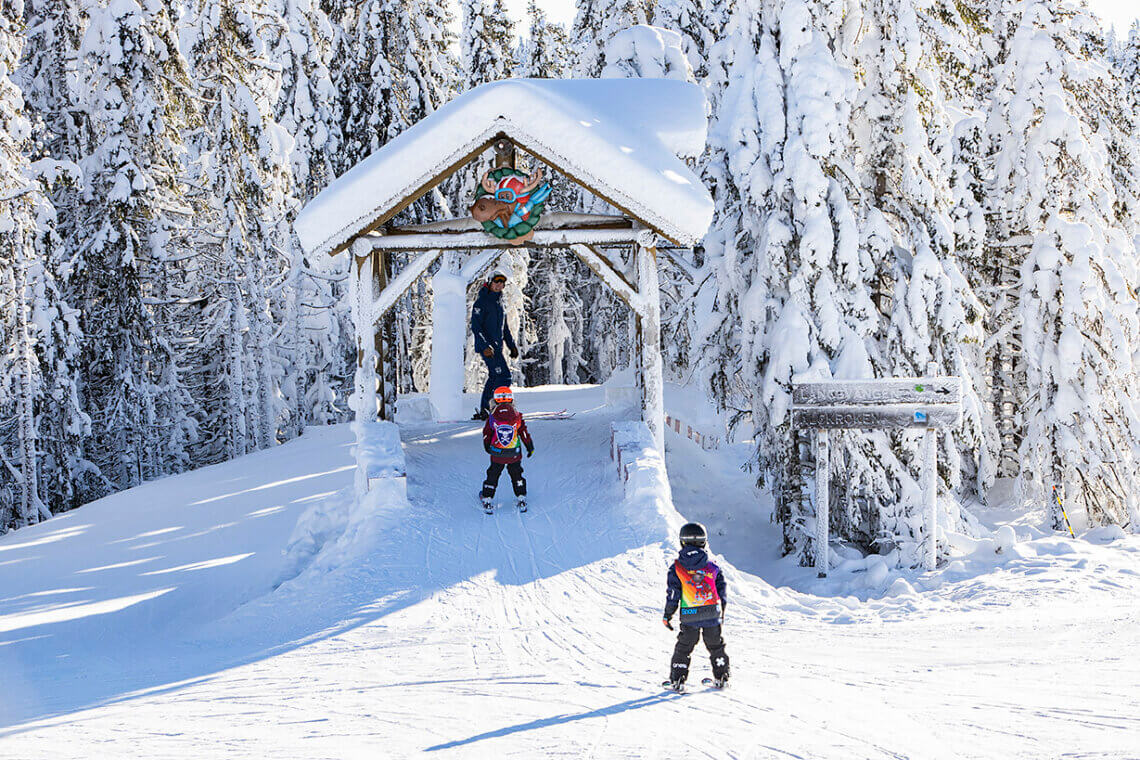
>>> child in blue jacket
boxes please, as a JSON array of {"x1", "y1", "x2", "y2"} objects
[{"x1": 663, "y1": 522, "x2": 729, "y2": 691}]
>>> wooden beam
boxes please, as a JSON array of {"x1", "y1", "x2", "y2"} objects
[
  {"x1": 350, "y1": 241, "x2": 380, "y2": 425},
  {"x1": 366, "y1": 247, "x2": 443, "y2": 326},
  {"x1": 360, "y1": 226, "x2": 649, "y2": 252},
  {"x1": 570, "y1": 243, "x2": 643, "y2": 314},
  {"x1": 636, "y1": 238, "x2": 665, "y2": 453},
  {"x1": 383, "y1": 212, "x2": 634, "y2": 236}
]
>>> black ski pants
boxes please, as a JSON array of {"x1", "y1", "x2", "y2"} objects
[
  {"x1": 670, "y1": 623, "x2": 729, "y2": 682},
  {"x1": 479, "y1": 351, "x2": 512, "y2": 414},
  {"x1": 482, "y1": 461, "x2": 526, "y2": 498}
]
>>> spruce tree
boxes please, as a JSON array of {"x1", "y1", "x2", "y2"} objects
[
  {"x1": 852, "y1": 0, "x2": 992, "y2": 552},
  {"x1": 186, "y1": 0, "x2": 295, "y2": 460},
  {"x1": 987, "y1": 0, "x2": 1140, "y2": 529},
  {"x1": 76, "y1": 0, "x2": 201, "y2": 487},
  {"x1": 519, "y1": 0, "x2": 569, "y2": 79},
  {"x1": 1, "y1": 0, "x2": 55, "y2": 528},
  {"x1": 571, "y1": 0, "x2": 652, "y2": 78},
  {"x1": 461, "y1": 0, "x2": 514, "y2": 85}
]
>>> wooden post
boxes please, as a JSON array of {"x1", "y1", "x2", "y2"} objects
[
  {"x1": 923, "y1": 360, "x2": 939, "y2": 571},
  {"x1": 815, "y1": 429, "x2": 830, "y2": 577},
  {"x1": 429, "y1": 253, "x2": 467, "y2": 422},
  {"x1": 493, "y1": 137, "x2": 516, "y2": 170},
  {"x1": 923, "y1": 426, "x2": 938, "y2": 571},
  {"x1": 372, "y1": 250, "x2": 394, "y2": 421},
  {"x1": 636, "y1": 231, "x2": 664, "y2": 453},
  {"x1": 351, "y1": 239, "x2": 379, "y2": 425}
]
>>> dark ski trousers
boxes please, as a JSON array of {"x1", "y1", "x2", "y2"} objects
[
  {"x1": 482, "y1": 461, "x2": 526, "y2": 498},
  {"x1": 670, "y1": 623, "x2": 729, "y2": 683},
  {"x1": 479, "y1": 351, "x2": 512, "y2": 414}
]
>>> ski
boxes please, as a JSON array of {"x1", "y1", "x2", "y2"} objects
[
  {"x1": 517, "y1": 498, "x2": 527, "y2": 513},
  {"x1": 660, "y1": 680, "x2": 686, "y2": 693},
  {"x1": 701, "y1": 677, "x2": 728, "y2": 690},
  {"x1": 437, "y1": 410, "x2": 572, "y2": 423},
  {"x1": 523, "y1": 409, "x2": 574, "y2": 421},
  {"x1": 479, "y1": 494, "x2": 493, "y2": 515}
]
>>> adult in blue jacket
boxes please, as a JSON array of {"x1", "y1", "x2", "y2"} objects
[{"x1": 470, "y1": 268, "x2": 518, "y2": 419}]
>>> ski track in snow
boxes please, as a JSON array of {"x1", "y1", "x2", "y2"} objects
[{"x1": 0, "y1": 387, "x2": 1138, "y2": 758}]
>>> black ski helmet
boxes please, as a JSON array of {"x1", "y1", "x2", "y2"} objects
[{"x1": 679, "y1": 522, "x2": 707, "y2": 549}]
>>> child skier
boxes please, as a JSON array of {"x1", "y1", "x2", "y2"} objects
[
  {"x1": 480, "y1": 386, "x2": 534, "y2": 513},
  {"x1": 662, "y1": 522, "x2": 730, "y2": 691}
]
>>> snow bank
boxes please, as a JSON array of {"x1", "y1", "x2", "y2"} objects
[
  {"x1": 610, "y1": 421, "x2": 682, "y2": 540},
  {"x1": 279, "y1": 422, "x2": 408, "y2": 583},
  {"x1": 354, "y1": 421, "x2": 405, "y2": 482}
]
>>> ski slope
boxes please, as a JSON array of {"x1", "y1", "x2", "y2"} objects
[{"x1": 2, "y1": 386, "x2": 1139, "y2": 759}]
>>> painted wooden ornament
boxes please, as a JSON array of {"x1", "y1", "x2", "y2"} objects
[{"x1": 469, "y1": 167, "x2": 552, "y2": 245}]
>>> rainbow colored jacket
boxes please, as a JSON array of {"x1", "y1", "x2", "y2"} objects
[
  {"x1": 664, "y1": 546, "x2": 726, "y2": 627},
  {"x1": 482, "y1": 404, "x2": 533, "y2": 464}
]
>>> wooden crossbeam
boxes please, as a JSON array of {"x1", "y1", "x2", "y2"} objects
[
  {"x1": 383, "y1": 212, "x2": 633, "y2": 236},
  {"x1": 363, "y1": 245, "x2": 443, "y2": 326},
  {"x1": 358, "y1": 226, "x2": 648, "y2": 252},
  {"x1": 570, "y1": 243, "x2": 644, "y2": 315}
]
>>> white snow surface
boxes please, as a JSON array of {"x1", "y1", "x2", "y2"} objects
[
  {"x1": 2, "y1": 385, "x2": 1139, "y2": 758},
  {"x1": 294, "y1": 78, "x2": 714, "y2": 257}
]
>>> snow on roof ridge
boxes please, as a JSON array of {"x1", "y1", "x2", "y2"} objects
[{"x1": 295, "y1": 78, "x2": 713, "y2": 257}]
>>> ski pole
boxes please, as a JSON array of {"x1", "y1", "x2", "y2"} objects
[{"x1": 1052, "y1": 485, "x2": 1075, "y2": 538}]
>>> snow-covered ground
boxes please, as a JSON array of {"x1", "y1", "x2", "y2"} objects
[{"x1": 2, "y1": 386, "x2": 1138, "y2": 758}]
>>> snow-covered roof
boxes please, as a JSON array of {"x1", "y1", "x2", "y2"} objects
[{"x1": 294, "y1": 78, "x2": 713, "y2": 256}]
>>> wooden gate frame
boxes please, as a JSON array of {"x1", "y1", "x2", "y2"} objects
[{"x1": 346, "y1": 141, "x2": 669, "y2": 451}]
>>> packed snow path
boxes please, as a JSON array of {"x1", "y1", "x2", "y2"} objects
[{"x1": 2, "y1": 386, "x2": 1139, "y2": 758}]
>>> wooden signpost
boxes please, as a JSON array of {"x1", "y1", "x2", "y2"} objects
[{"x1": 791, "y1": 375, "x2": 962, "y2": 576}]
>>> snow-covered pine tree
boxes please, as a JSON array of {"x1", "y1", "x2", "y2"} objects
[
  {"x1": 570, "y1": 0, "x2": 652, "y2": 78},
  {"x1": 693, "y1": 0, "x2": 767, "y2": 431},
  {"x1": 518, "y1": 0, "x2": 569, "y2": 79},
  {"x1": 1121, "y1": 23, "x2": 1140, "y2": 115},
  {"x1": 21, "y1": 162, "x2": 95, "y2": 514},
  {"x1": 1, "y1": 0, "x2": 56, "y2": 529},
  {"x1": 699, "y1": 0, "x2": 937, "y2": 562},
  {"x1": 185, "y1": 0, "x2": 296, "y2": 461},
  {"x1": 73, "y1": 0, "x2": 201, "y2": 488},
  {"x1": 399, "y1": 0, "x2": 456, "y2": 130},
  {"x1": 851, "y1": 0, "x2": 992, "y2": 555},
  {"x1": 332, "y1": 0, "x2": 404, "y2": 176},
  {"x1": 8, "y1": 2, "x2": 95, "y2": 515},
  {"x1": 269, "y1": 0, "x2": 338, "y2": 203},
  {"x1": 460, "y1": 0, "x2": 513, "y2": 85},
  {"x1": 651, "y1": 0, "x2": 719, "y2": 83},
  {"x1": 1100, "y1": 21, "x2": 1140, "y2": 244},
  {"x1": 260, "y1": 0, "x2": 349, "y2": 435},
  {"x1": 14, "y1": 0, "x2": 89, "y2": 229},
  {"x1": 986, "y1": 0, "x2": 1140, "y2": 530},
  {"x1": 599, "y1": 24, "x2": 692, "y2": 80}
]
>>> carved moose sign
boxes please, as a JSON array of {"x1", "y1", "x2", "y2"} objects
[{"x1": 469, "y1": 167, "x2": 552, "y2": 244}]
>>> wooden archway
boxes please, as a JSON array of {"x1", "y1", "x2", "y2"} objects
[{"x1": 347, "y1": 169, "x2": 667, "y2": 451}]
